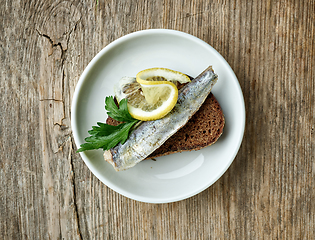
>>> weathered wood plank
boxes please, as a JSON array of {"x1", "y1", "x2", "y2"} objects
[{"x1": 0, "y1": 0, "x2": 314, "y2": 239}]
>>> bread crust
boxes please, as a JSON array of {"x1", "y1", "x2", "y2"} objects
[{"x1": 106, "y1": 93, "x2": 225, "y2": 160}]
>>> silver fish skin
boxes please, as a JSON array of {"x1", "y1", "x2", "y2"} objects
[{"x1": 104, "y1": 66, "x2": 218, "y2": 171}]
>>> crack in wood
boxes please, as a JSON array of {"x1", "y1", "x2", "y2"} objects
[
  {"x1": 54, "y1": 68, "x2": 67, "y2": 129},
  {"x1": 36, "y1": 29, "x2": 66, "y2": 57},
  {"x1": 68, "y1": 136, "x2": 83, "y2": 240},
  {"x1": 66, "y1": 18, "x2": 81, "y2": 49},
  {"x1": 39, "y1": 98, "x2": 63, "y2": 102},
  {"x1": 170, "y1": 11, "x2": 207, "y2": 22},
  {"x1": 55, "y1": 123, "x2": 69, "y2": 131},
  {"x1": 53, "y1": 135, "x2": 71, "y2": 154},
  {"x1": 58, "y1": 207, "x2": 62, "y2": 240},
  {"x1": 36, "y1": 15, "x2": 81, "y2": 57}
]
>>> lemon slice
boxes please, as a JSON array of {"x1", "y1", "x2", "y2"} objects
[
  {"x1": 129, "y1": 82, "x2": 178, "y2": 121},
  {"x1": 136, "y1": 67, "x2": 190, "y2": 107},
  {"x1": 114, "y1": 68, "x2": 190, "y2": 121},
  {"x1": 136, "y1": 67, "x2": 191, "y2": 85},
  {"x1": 114, "y1": 77, "x2": 178, "y2": 121}
]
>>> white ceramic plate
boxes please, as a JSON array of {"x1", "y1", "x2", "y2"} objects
[{"x1": 71, "y1": 29, "x2": 245, "y2": 203}]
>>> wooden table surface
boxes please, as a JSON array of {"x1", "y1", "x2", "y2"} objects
[{"x1": 1, "y1": 0, "x2": 314, "y2": 239}]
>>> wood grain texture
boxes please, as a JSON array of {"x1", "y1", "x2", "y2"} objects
[{"x1": 0, "y1": 0, "x2": 314, "y2": 239}]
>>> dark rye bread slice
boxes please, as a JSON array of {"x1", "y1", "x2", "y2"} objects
[{"x1": 106, "y1": 93, "x2": 225, "y2": 159}]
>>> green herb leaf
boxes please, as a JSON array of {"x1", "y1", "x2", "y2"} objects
[
  {"x1": 77, "y1": 120, "x2": 138, "y2": 152},
  {"x1": 105, "y1": 96, "x2": 135, "y2": 122},
  {"x1": 77, "y1": 97, "x2": 139, "y2": 152}
]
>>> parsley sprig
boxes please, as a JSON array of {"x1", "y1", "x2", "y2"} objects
[{"x1": 77, "y1": 96, "x2": 139, "y2": 152}]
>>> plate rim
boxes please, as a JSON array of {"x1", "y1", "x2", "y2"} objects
[{"x1": 71, "y1": 29, "x2": 246, "y2": 203}]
